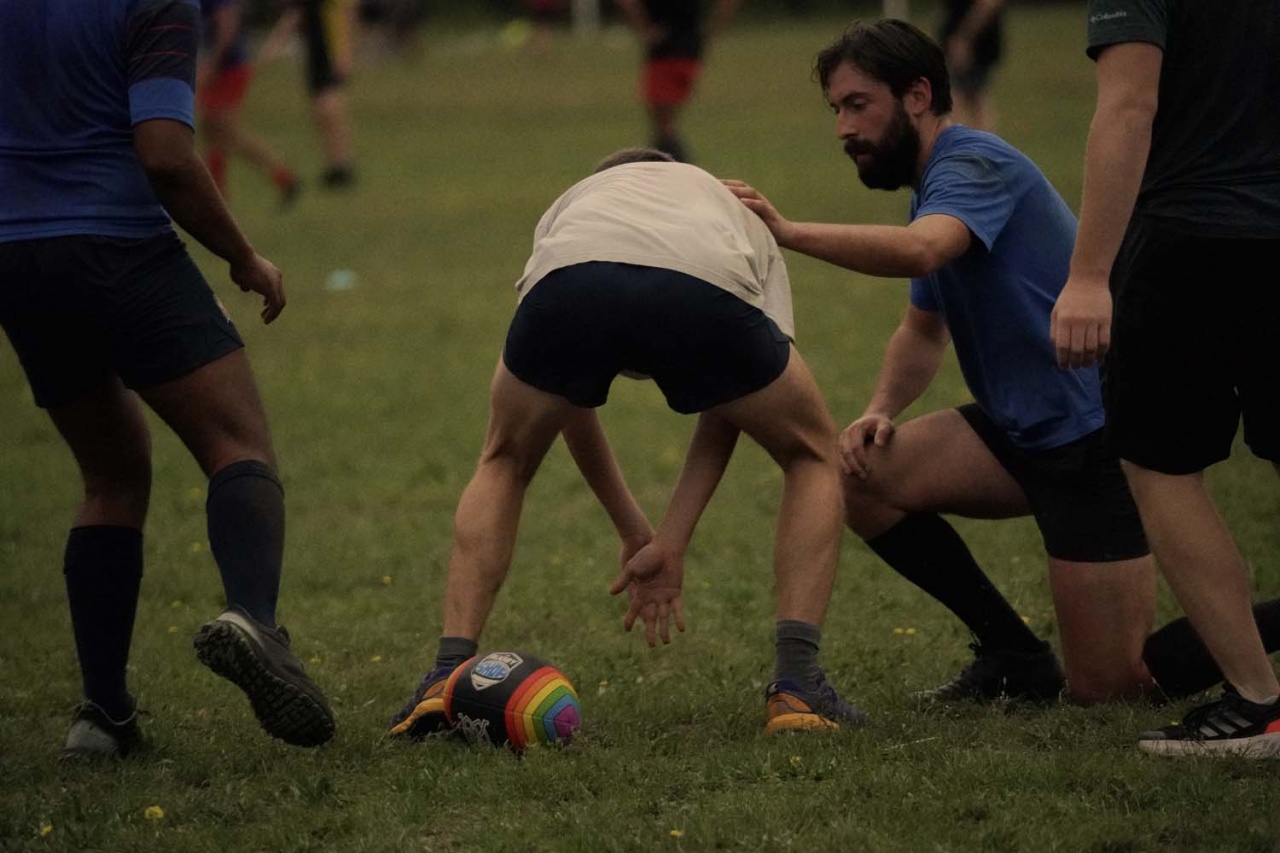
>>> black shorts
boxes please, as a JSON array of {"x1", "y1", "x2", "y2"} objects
[
  {"x1": 1106, "y1": 217, "x2": 1280, "y2": 474},
  {"x1": 959, "y1": 404, "x2": 1149, "y2": 563},
  {"x1": 503, "y1": 262, "x2": 791, "y2": 414},
  {"x1": 0, "y1": 232, "x2": 243, "y2": 409},
  {"x1": 303, "y1": 0, "x2": 352, "y2": 95}
]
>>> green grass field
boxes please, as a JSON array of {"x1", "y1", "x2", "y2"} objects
[{"x1": 3, "y1": 5, "x2": 1279, "y2": 851}]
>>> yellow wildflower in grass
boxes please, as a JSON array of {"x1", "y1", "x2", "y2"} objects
[
  {"x1": 381, "y1": 575, "x2": 393, "y2": 585},
  {"x1": 189, "y1": 542, "x2": 202, "y2": 554},
  {"x1": 167, "y1": 626, "x2": 178, "y2": 635},
  {"x1": 892, "y1": 627, "x2": 905, "y2": 635},
  {"x1": 39, "y1": 824, "x2": 52, "y2": 837},
  {"x1": 370, "y1": 655, "x2": 383, "y2": 663},
  {"x1": 905, "y1": 627, "x2": 917, "y2": 635},
  {"x1": 669, "y1": 829, "x2": 684, "y2": 839},
  {"x1": 144, "y1": 805, "x2": 164, "y2": 820}
]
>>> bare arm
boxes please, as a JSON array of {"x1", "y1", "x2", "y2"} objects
[
  {"x1": 133, "y1": 119, "x2": 284, "y2": 323},
  {"x1": 1050, "y1": 42, "x2": 1162, "y2": 368},
  {"x1": 946, "y1": 0, "x2": 1005, "y2": 70},
  {"x1": 257, "y1": 6, "x2": 301, "y2": 65},
  {"x1": 706, "y1": 0, "x2": 744, "y2": 38},
  {"x1": 653, "y1": 411, "x2": 740, "y2": 551},
  {"x1": 841, "y1": 305, "x2": 950, "y2": 478},
  {"x1": 609, "y1": 411, "x2": 740, "y2": 646},
  {"x1": 721, "y1": 181, "x2": 972, "y2": 278},
  {"x1": 561, "y1": 408, "x2": 653, "y2": 547},
  {"x1": 200, "y1": 2, "x2": 243, "y2": 80}
]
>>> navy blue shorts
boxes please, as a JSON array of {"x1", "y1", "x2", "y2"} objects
[
  {"x1": 959, "y1": 404, "x2": 1149, "y2": 563},
  {"x1": 503, "y1": 262, "x2": 791, "y2": 414},
  {"x1": 0, "y1": 232, "x2": 243, "y2": 408}
]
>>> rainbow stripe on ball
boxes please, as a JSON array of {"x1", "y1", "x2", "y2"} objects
[{"x1": 505, "y1": 666, "x2": 581, "y2": 751}]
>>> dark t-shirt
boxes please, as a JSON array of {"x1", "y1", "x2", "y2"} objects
[
  {"x1": 1087, "y1": 0, "x2": 1280, "y2": 236},
  {"x1": 644, "y1": 0, "x2": 703, "y2": 60}
]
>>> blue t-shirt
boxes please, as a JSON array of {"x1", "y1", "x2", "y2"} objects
[
  {"x1": 0, "y1": 0, "x2": 199, "y2": 242},
  {"x1": 909, "y1": 126, "x2": 1102, "y2": 451}
]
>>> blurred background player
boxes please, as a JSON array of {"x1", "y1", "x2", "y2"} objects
[
  {"x1": 0, "y1": 0, "x2": 334, "y2": 758},
  {"x1": 939, "y1": 0, "x2": 1006, "y2": 131},
  {"x1": 261, "y1": 0, "x2": 359, "y2": 189},
  {"x1": 389, "y1": 148, "x2": 864, "y2": 739},
  {"x1": 198, "y1": 0, "x2": 301, "y2": 207},
  {"x1": 614, "y1": 0, "x2": 743, "y2": 163}
]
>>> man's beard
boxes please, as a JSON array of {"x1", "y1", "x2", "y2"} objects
[{"x1": 843, "y1": 101, "x2": 921, "y2": 191}]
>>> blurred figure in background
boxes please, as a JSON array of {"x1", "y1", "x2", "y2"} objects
[
  {"x1": 198, "y1": 0, "x2": 301, "y2": 207},
  {"x1": 615, "y1": 0, "x2": 744, "y2": 163},
  {"x1": 261, "y1": 0, "x2": 359, "y2": 189},
  {"x1": 939, "y1": 0, "x2": 1005, "y2": 131}
]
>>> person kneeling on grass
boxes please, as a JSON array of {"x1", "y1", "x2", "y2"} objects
[
  {"x1": 389, "y1": 148, "x2": 864, "y2": 738},
  {"x1": 726, "y1": 19, "x2": 1280, "y2": 709}
]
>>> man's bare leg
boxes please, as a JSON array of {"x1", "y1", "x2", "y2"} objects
[{"x1": 1123, "y1": 462, "x2": 1279, "y2": 704}]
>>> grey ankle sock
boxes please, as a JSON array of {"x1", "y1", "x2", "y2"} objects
[{"x1": 774, "y1": 620, "x2": 824, "y2": 689}]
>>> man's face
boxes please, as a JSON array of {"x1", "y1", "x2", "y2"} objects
[{"x1": 825, "y1": 61, "x2": 921, "y2": 191}]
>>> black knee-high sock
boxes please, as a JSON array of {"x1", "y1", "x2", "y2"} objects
[
  {"x1": 207, "y1": 460, "x2": 284, "y2": 628},
  {"x1": 1143, "y1": 598, "x2": 1280, "y2": 699},
  {"x1": 64, "y1": 526, "x2": 143, "y2": 719},
  {"x1": 866, "y1": 513, "x2": 1044, "y2": 653}
]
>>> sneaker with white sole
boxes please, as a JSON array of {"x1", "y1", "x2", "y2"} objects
[
  {"x1": 1138, "y1": 684, "x2": 1280, "y2": 759},
  {"x1": 193, "y1": 606, "x2": 335, "y2": 747},
  {"x1": 60, "y1": 699, "x2": 143, "y2": 761}
]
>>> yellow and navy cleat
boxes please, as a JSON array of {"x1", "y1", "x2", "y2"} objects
[
  {"x1": 388, "y1": 663, "x2": 463, "y2": 738},
  {"x1": 765, "y1": 676, "x2": 866, "y2": 734}
]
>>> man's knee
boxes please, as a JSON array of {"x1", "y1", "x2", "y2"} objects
[{"x1": 1066, "y1": 661, "x2": 1151, "y2": 705}]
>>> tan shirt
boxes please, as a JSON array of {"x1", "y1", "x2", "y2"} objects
[{"x1": 515, "y1": 161, "x2": 796, "y2": 340}]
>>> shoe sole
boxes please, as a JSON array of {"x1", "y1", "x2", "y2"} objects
[
  {"x1": 765, "y1": 713, "x2": 842, "y2": 734},
  {"x1": 1139, "y1": 732, "x2": 1280, "y2": 759},
  {"x1": 194, "y1": 618, "x2": 335, "y2": 748}
]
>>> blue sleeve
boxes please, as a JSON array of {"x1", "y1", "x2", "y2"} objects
[
  {"x1": 913, "y1": 153, "x2": 1015, "y2": 253},
  {"x1": 1086, "y1": 0, "x2": 1168, "y2": 60},
  {"x1": 909, "y1": 277, "x2": 939, "y2": 312},
  {"x1": 125, "y1": 0, "x2": 200, "y2": 127}
]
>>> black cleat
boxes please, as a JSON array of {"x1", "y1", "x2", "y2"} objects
[
  {"x1": 194, "y1": 606, "x2": 335, "y2": 747},
  {"x1": 913, "y1": 641, "x2": 1065, "y2": 704},
  {"x1": 60, "y1": 699, "x2": 144, "y2": 762}
]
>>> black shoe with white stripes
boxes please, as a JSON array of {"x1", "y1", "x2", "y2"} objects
[{"x1": 1138, "y1": 684, "x2": 1280, "y2": 758}]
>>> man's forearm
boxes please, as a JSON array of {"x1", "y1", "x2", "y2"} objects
[
  {"x1": 145, "y1": 150, "x2": 254, "y2": 266},
  {"x1": 865, "y1": 324, "x2": 947, "y2": 418},
  {"x1": 782, "y1": 222, "x2": 937, "y2": 278},
  {"x1": 658, "y1": 413, "x2": 739, "y2": 551},
  {"x1": 1068, "y1": 104, "x2": 1153, "y2": 285},
  {"x1": 562, "y1": 410, "x2": 651, "y2": 538}
]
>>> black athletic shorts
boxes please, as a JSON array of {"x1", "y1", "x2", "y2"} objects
[
  {"x1": 303, "y1": 0, "x2": 352, "y2": 95},
  {"x1": 1106, "y1": 217, "x2": 1280, "y2": 474},
  {"x1": 0, "y1": 232, "x2": 243, "y2": 408},
  {"x1": 503, "y1": 261, "x2": 792, "y2": 414},
  {"x1": 958, "y1": 403, "x2": 1149, "y2": 563}
]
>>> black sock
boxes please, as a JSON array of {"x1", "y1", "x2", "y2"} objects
[
  {"x1": 774, "y1": 620, "x2": 824, "y2": 689},
  {"x1": 207, "y1": 460, "x2": 284, "y2": 628},
  {"x1": 64, "y1": 526, "x2": 143, "y2": 719},
  {"x1": 866, "y1": 513, "x2": 1044, "y2": 653},
  {"x1": 1143, "y1": 598, "x2": 1280, "y2": 699},
  {"x1": 434, "y1": 636, "x2": 478, "y2": 671}
]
